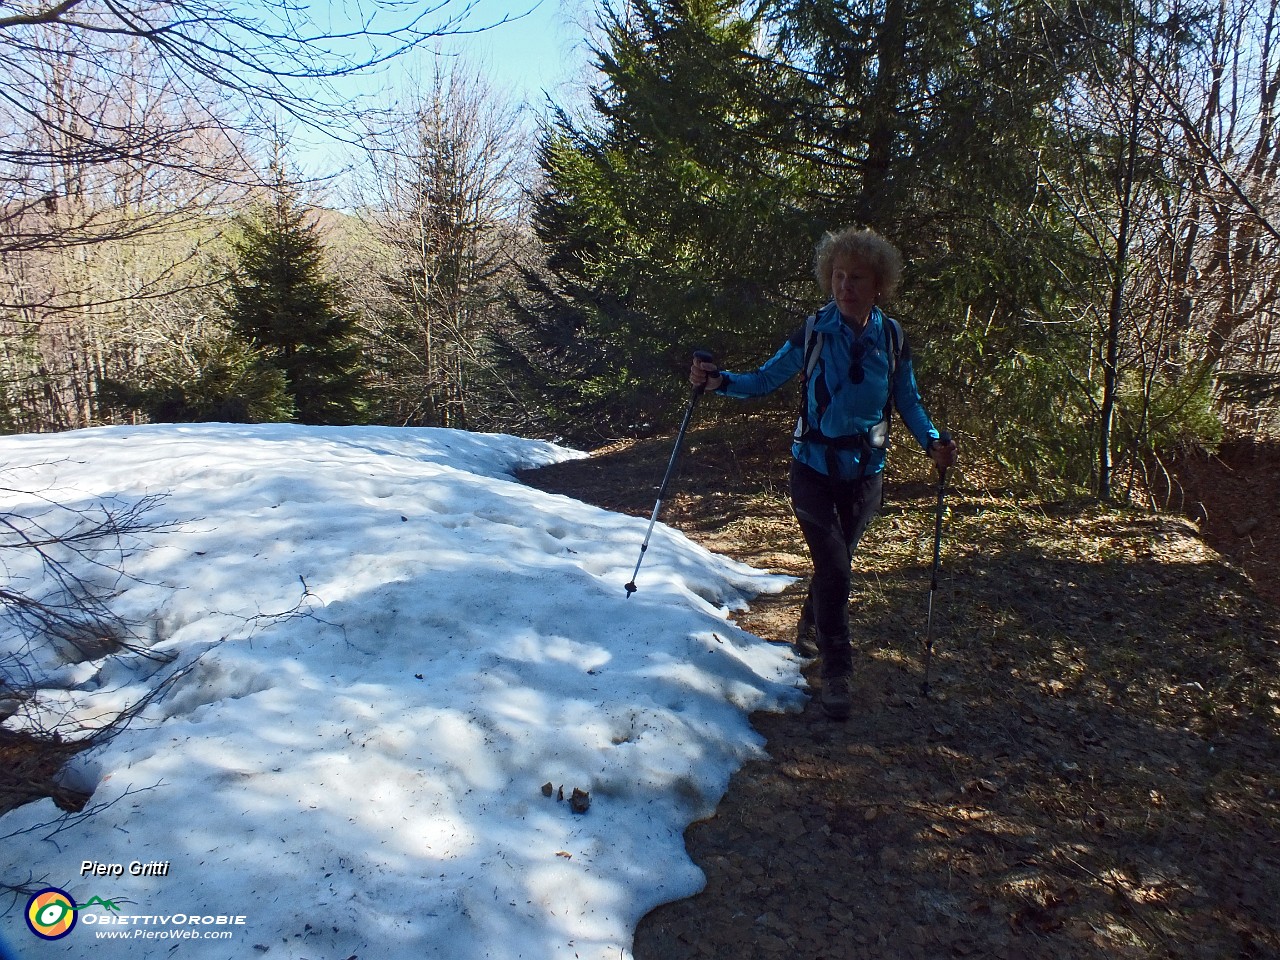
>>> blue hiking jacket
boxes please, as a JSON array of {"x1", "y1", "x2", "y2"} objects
[{"x1": 715, "y1": 302, "x2": 939, "y2": 479}]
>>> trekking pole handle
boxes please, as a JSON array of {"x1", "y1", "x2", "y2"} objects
[
  {"x1": 934, "y1": 430, "x2": 953, "y2": 481},
  {"x1": 692, "y1": 349, "x2": 716, "y2": 396}
]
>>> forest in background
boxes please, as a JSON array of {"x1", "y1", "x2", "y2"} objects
[{"x1": 2, "y1": 0, "x2": 1278, "y2": 503}]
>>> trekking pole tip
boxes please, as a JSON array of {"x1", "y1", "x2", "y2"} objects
[{"x1": 624, "y1": 581, "x2": 637, "y2": 597}]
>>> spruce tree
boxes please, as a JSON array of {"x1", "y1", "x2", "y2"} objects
[
  {"x1": 224, "y1": 170, "x2": 367, "y2": 425},
  {"x1": 509, "y1": 0, "x2": 1120, "y2": 483},
  {"x1": 781, "y1": 0, "x2": 1107, "y2": 482},
  {"x1": 502, "y1": 0, "x2": 815, "y2": 438},
  {"x1": 97, "y1": 330, "x2": 295, "y2": 425}
]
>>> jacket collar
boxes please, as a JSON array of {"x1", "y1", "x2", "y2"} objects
[{"x1": 817, "y1": 300, "x2": 883, "y2": 338}]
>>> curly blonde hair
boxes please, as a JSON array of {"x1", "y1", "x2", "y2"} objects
[{"x1": 814, "y1": 227, "x2": 903, "y2": 303}]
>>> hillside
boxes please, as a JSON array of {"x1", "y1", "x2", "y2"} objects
[
  {"x1": 1167, "y1": 438, "x2": 1280, "y2": 608},
  {"x1": 520, "y1": 415, "x2": 1280, "y2": 960}
]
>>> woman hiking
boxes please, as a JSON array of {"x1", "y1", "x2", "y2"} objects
[{"x1": 689, "y1": 226, "x2": 958, "y2": 720}]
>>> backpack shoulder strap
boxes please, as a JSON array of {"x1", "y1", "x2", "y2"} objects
[
  {"x1": 803, "y1": 313, "x2": 822, "y2": 380},
  {"x1": 794, "y1": 314, "x2": 823, "y2": 440},
  {"x1": 881, "y1": 315, "x2": 904, "y2": 427},
  {"x1": 884, "y1": 315, "x2": 902, "y2": 377}
]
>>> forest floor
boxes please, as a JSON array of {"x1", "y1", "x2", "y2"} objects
[{"x1": 519, "y1": 411, "x2": 1280, "y2": 960}]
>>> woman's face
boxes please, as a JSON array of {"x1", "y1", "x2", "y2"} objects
[{"x1": 830, "y1": 255, "x2": 880, "y2": 325}]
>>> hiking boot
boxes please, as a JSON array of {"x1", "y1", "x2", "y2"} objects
[
  {"x1": 820, "y1": 673, "x2": 852, "y2": 720},
  {"x1": 794, "y1": 608, "x2": 818, "y2": 658}
]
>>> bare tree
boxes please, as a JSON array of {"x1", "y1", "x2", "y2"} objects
[
  {"x1": 350, "y1": 63, "x2": 528, "y2": 428},
  {"x1": 0, "y1": 0, "x2": 523, "y2": 431},
  {"x1": 0, "y1": 0, "x2": 514, "y2": 143},
  {"x1": 1175, "y1": 0, "x2": 1280, "y2": 433},
  {"x1": 1043, "y1": 0, "x2": 1280, "y2": 499},
  {"x1": 0, "y1": 0, "x2": 520, "y2": 267}
]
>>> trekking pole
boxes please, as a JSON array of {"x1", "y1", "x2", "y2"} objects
[
  {"x1": 625, "y1": 350, "x2": 715, "y2": 597},
  {"x1": 921, "y1": 431, "x2": 953, "y2": 697}
]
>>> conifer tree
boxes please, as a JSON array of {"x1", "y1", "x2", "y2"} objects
[
  {"x1": 502, "y1": 0, "x2": 815, "y2": 438},
  {"x1": 97, "y1": 332, "x2": 294, "y2": 424},
  {"x1": 507, "y1": 0, "x2": 1098, "y2": 449},
  {"x1": 765, "y1": 0, "x2": 1107, "y2": 476},
  {"x1": 224, "y1": 168, "x2": 367, "y2": 425}
]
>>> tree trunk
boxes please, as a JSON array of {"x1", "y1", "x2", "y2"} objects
[{"x1": 1099, "y1": 91, "x2": 1143, "y2": 501}]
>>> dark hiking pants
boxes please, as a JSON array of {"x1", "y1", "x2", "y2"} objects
[{"x1": 790, "y1": 459, "x2": 883, "y2": 679}]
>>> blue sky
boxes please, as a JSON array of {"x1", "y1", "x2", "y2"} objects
[
  {"x1": 294, "y1": 0, "x2": 598, "y2": 176},
  {"x1": 438, "y1": 0, "x2": 597, "y2": 107}
]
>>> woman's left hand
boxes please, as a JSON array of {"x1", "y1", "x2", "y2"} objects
[{"x1": 928, "y1": 436, "x2": 958, "y2": 470}]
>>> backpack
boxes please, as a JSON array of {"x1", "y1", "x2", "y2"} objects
[{"x1": 793, "y1": 310, "x2": 904, "y2": 452}]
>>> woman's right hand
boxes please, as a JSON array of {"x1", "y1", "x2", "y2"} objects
[{"x1": 689, "y1": 357, "x2": 723, "y2": 392}]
